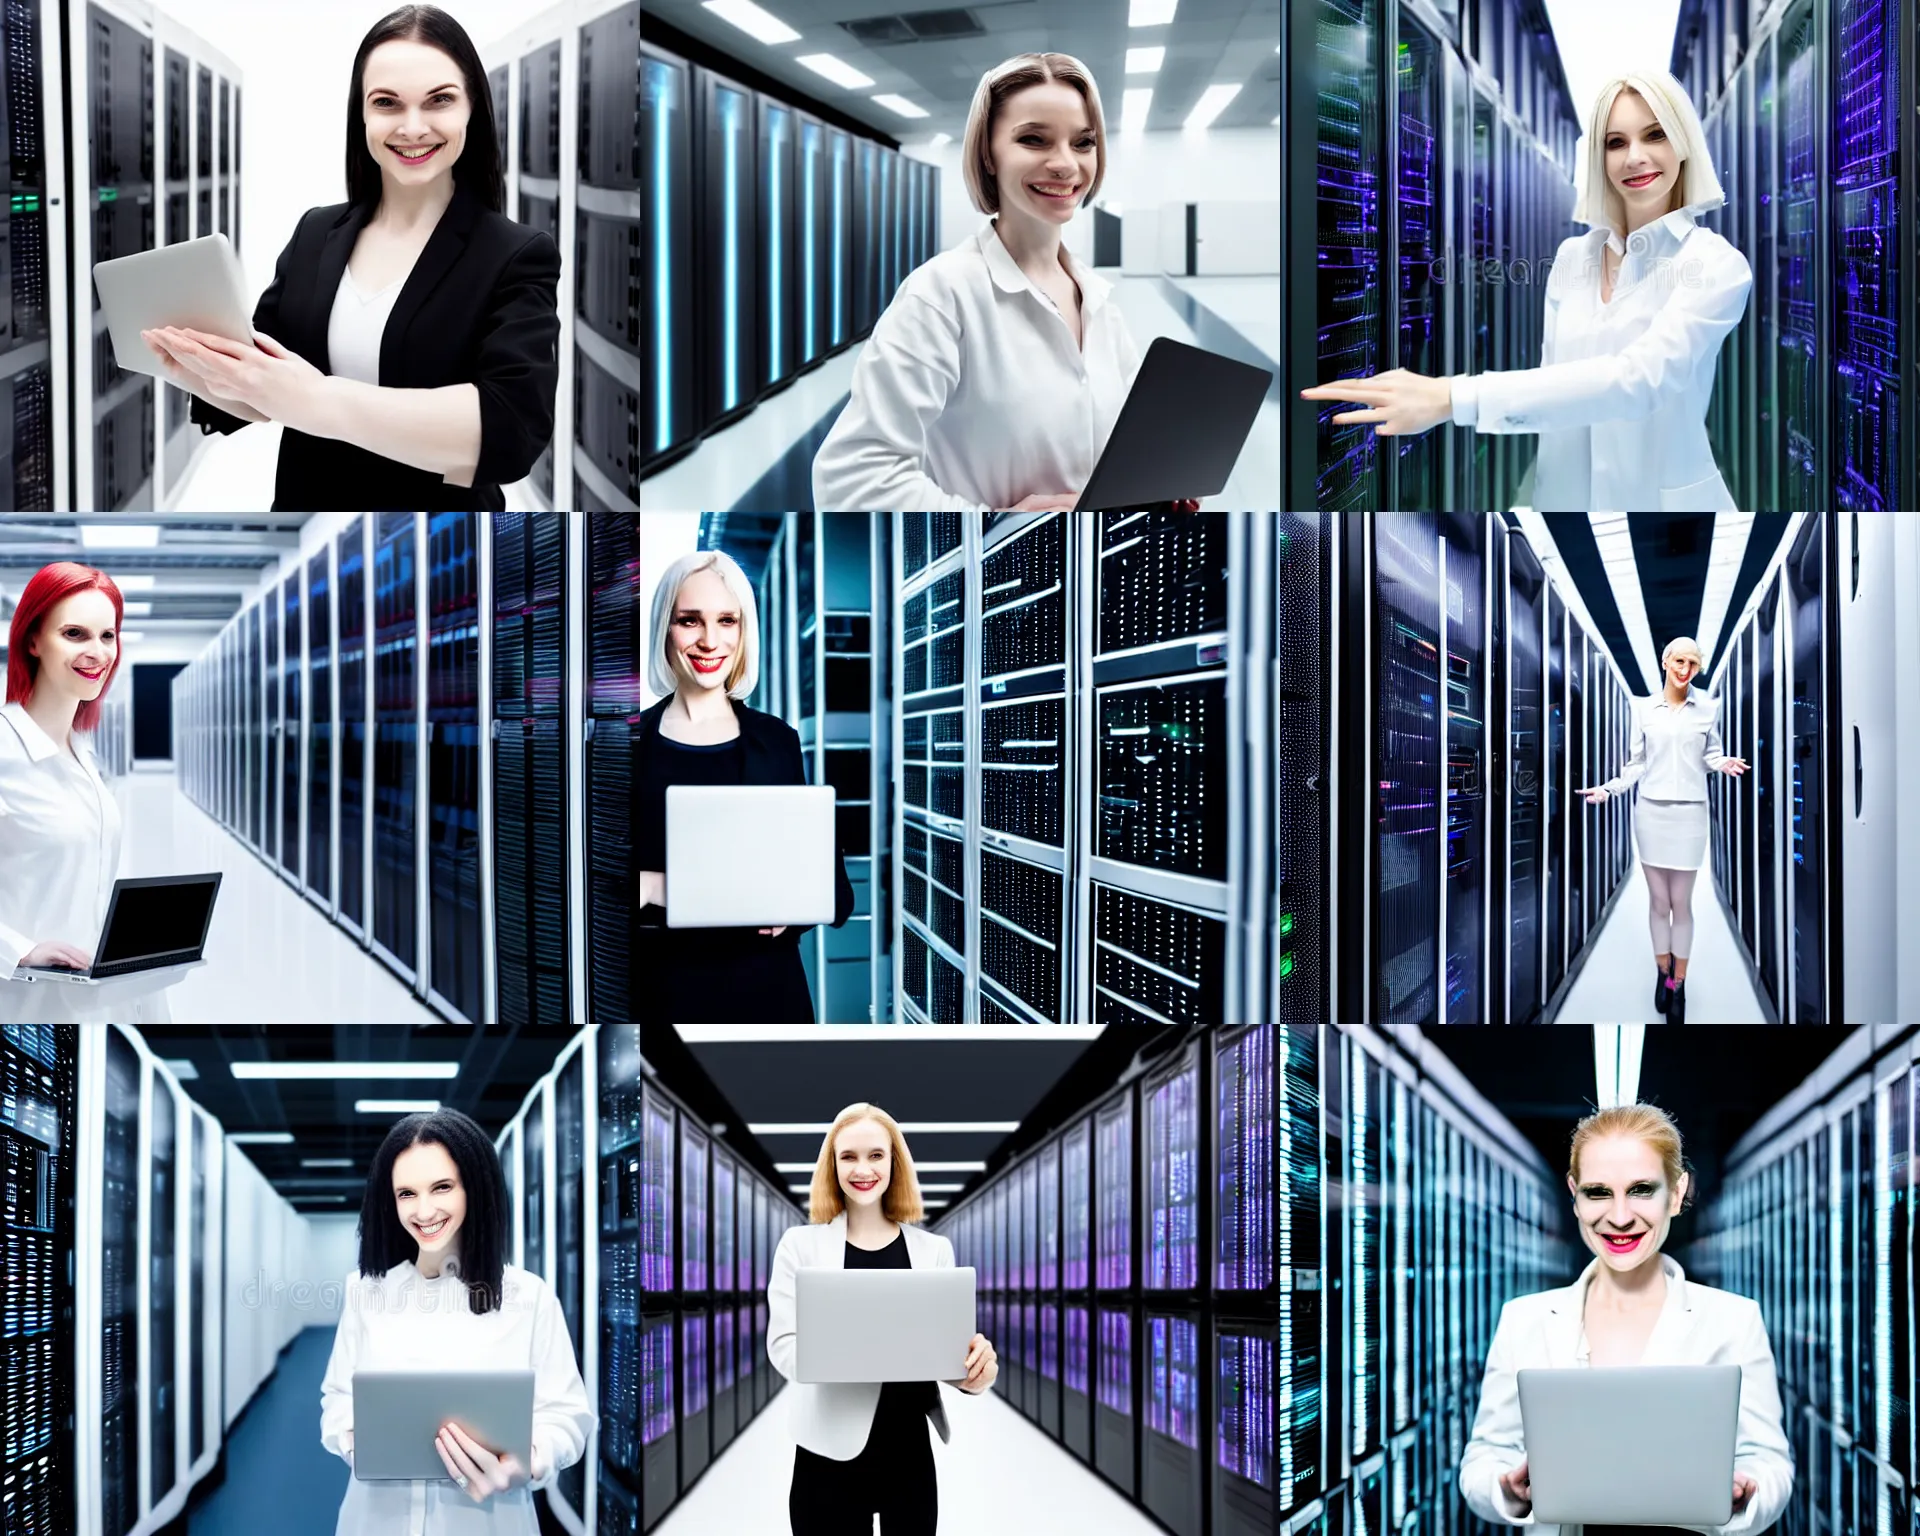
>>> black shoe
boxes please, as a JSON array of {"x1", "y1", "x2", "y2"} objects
[
  {"x1": 1655, "y1": 960, "x2": 1672, "y2": 1015},
  {"x1": 1668, "y1": 978, "x2": 1686, "y2": 1026}
]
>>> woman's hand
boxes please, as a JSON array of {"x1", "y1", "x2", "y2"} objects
[
  {"x1": 1300, "y1": 369, "x2": 1455, "y2": 436},
  {"x1": 1731, "y1": 1470, "x2": 1757, "y2": 1513},
  {"x1": 1578, "y1": 785, "x2": 1610, "y2": 806},
  {"x1": 1497, "y1": 1459, "x2": 1531, "y2": 1516},
  {"x1": 639, "y1": 870, "x2": 664, "y2": 910},
  {"x1": 148, "y1": 327, "x2": 329, "y2": 433},
  {"x1": 958, "y1": 1333, "x2": 997, "y2": 1394},
  {"x1": 435, "y1": 1422, "x2": 529, "y2": 1503},
  {"x1": 18, "y1": 941, "x2": 92, "y2": 970},
  {"x1": 143, "y1": 329, "x2": 268, "y2": 419},
  {"x1": 1719, "y1": 757, "x2": 1750, "y2": 777}
]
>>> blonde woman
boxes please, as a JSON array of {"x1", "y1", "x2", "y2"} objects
[
  {"x1": 811, "y1": 53, "x2": 1148, "y2": 513},
  {"x1": 1577, "y1": 636, "x2": 1748, "y2": 1025},
  {"x1": 1460, "y1": 1103, "x2": 1791, "y2": 1534},
  {"x1": 635, "y1": 550, "x2": 853, "y2": 1023},
  {"x1": 1303, "y1": 69, "x2": 1753, "y2": 512},
  {"x1": 769, "y1": 1103, "x2": 998, "y2": 1535}
]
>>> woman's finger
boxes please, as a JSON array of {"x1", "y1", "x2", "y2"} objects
[
  {"x1": 434, "y1": 1435, "x2": 480, "y2": 1499},
  {"x1": 170, "y1": 327, "x2": 251, "y2": 360},
  {"x1": 1331, "y1": 408, "x2": 1388, "y2": 426},
  {"x1": 438, "y1": 1430, "x2": 489, "y2": 1495}
]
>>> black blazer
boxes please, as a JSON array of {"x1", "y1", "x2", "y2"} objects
[
  {"x1": 191, "y1": 181, "x2": 560, "y2": 510},
  {"x1": 637, "y1": 695, "x2": 857, "y2": 937}
]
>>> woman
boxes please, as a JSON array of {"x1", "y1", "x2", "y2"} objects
[
  {"x1": 1459, "y1": 1103, "x2": 1792, "y2": 1534},
  {"x1": 147, "y1": 5, "x2": 560, "y2": 511},
  {"x1": 636, "y1": 550, "x2": 854, "y2": 1024},
  {"x1": 811, "y1": 53, "x2": 1150, "y2": 513},
  {"x1": 0, "y1": 563, "x2": 173, "y2": 1024},
  {"x1": 319, "y1": 1108, "x2": 596, "y2": 1533},
  {"x1": 1577, "y1": 636, "x2": 1748, "y2": 1025},
  {"x1": 1302, "y1": 70, "x2": 1752, "y2": 512},
  {"x1": 769, "y1": 1103, "x2": 999, "y2": 1535}
]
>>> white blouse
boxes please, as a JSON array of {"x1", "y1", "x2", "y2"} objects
[
  {"x1": 811, "y1": 218, "x2": 1143, "y2": 511},
  {"x1": 326, "y1": 265, "x2": 407, "y2": 386},
  {"x1": 1601, "y1": 689, "x2": 1729, "y2": 803},
  {"x1": 1449, "y1": 208, "x2": 1753, "y2": 512},
  {"x1": 0, "y1": 701, "x2": 168, "y2": 1023},
  {"x1": 318, "y1": 1256, "x2": 598, "y2": 1536}
]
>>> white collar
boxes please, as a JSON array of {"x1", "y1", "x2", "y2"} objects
[
  {"x1": 0, "y1": 700, "x2": 88, "y2": 764},
  {"x1": 1603, "y1": 207, "x2": 1700, "y2": 257},
  {"x1": 1651, "y1": 689, "x2": 1702, "y2": 711},
  {"x1": 414, "y1": 1251, "x2": 463, "y2": 1279},
  {"x1": 974, "y1": 219, "x2": 1107, "y2": 315}
]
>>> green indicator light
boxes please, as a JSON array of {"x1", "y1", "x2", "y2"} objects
[
  {"x1": 1278, "y1": 952, "x2": 1294, "y2": 980},
  {"x1": 100, "y1": 188, "x2": 119, "y2": 203},
  {"x1": 1279, "y1": 913, "x2": 1294, "y2": 937}
]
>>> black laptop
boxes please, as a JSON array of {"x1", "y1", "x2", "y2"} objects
[
  {"x1": 18, "y1": 873, "x2": 222, "y2": 981},
  {"x1": 1074, "y1": 336, "x2": 1274, "y2": 511}
]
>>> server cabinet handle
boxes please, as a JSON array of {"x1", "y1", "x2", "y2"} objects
[
  {"x1": 1854, "y1": 726, "x2": 1862, "y2": 819},
  {"x1": 1851, "y1": 514, "x2": 1860, "y2": 600}
]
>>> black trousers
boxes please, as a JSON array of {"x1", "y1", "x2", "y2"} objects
[{"x1": 789, "y1": 1407, "x2": 937, "y2": 1535}]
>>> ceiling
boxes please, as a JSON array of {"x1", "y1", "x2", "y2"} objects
[
  {"x1": 0, "y1": 514, "x2": 308, "y2": 655},
  {"x1": 651, "y1": 1023, "x2": 1190, "y2": 1216},
  {"x1": 642, "y1": 0, "x2": 1282, "y2": 144},
  {"x1": 146, "y1": 1024, "x2": 582, "y2": 1210}
]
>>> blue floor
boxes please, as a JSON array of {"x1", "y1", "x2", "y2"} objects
[{"x1": 189, "y1": 1325, "x2": 347, "y2": 1536}]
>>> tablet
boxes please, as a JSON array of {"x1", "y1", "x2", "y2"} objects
[
  {"x1": 1517, "y1": 1364, "x2": 1741, "y2": 1524},
  {"x1": 351, "y1": 1369, "x2": 535, "y2": 1481},
  {"x1": 1075, "y1": 336, "x2": 1273, "y2": 511},
  {"x1": 92, "y1": 234, "x2": 256, "y2": 381},
  {"x1": 665, "y1": 784, "x2": 836, "y2": 928},
  {"x1": 795, "y1": 1267, "x2": 977, "y2": 1383}
]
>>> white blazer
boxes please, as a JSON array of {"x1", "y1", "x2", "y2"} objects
[
  {"x1": 1459, "y1": 1254, "x2": 1793, "y2": 1535},
  {"x1": 1450, "y1": 209, "x2": 1753, "y2": 512},
  {"x1": 766, "y1": 1211, "x2": 981, "y2": 1461},
  {"x1": 1601, "y1": 691, "x2": 1728, "y2": 803},
  {"x1": 810, "y1": 218, "x2": 1143, "y2": 512}
]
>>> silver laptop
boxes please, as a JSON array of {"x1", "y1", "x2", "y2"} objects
[
  {"x1": 795, "y1": 1267, "x2": 976, "y2": 1384},
  {"x1": 352, "y1": 1369, "x2": 535, "y2": 1481},
  {"x1": 665, "y1": 785, "x2": 836, "y2": 928},
  {"x1": 1518, "y1": 1364, "x2": 1741, "y2": 1525},
  {"x1": 93, "y1": 234, "x2": 257, "y2": 380}
]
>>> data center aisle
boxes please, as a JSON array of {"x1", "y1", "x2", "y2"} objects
[
  {"x1": 115, "y1": 768, "x2": 440, "y2": 1024},
  {"x1": 654, "y1": 1384, "x2": 1167, "y2": 1536},
  {"x1": 186, "y1": 1327, "x2": 344, "y2": 1536},
  {"x1": 1550, "y1": 853, "x2": 1766, "y2": 1026}
]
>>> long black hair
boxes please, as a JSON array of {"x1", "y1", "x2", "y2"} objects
[
  {"x1": 345, "y1": 5, "x2": 504, "y2": 213},
  {"x1": 358, "y1": 1108, "x2": 510, "y2": 1313}
]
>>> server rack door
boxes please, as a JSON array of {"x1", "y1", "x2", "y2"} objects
[
  {"x1": 1544, "y1": 586, "x2": 1565, "y2": 999},
  {"x1": 308, "y1": 546, "x2": 334, "y2": 908},
  {"x1": 338, "y1": 518, "x2": 369, "y2": 935},
  {"x1": 249, "y1": 603, "x2": 265, "y2": 853},
  {"x1": 796, "y1": 114, "x2": 827, "y2": 369},
  {"x1": 1757, "y1": 575, "x2": 1780, "y2": 1013},
  {"x1": 640, "y1": 45, "x2": 695, "y2": 470},
  {"x1": 1507, "y1": 535, "x2": 1545, "y2": 1023},
  {"x1": 692, "y1": 66, "x2": 759, "y2": 430},
  {"x1": 1469, "y1": 90, "x2": 1499, "y2": 512},
  {"x1": 1738, "y1": 625, "x2": 1755, "y2": 955},
  {"x1": 373, "y1": 513, "x2": 419, "y2": 977},
  {"x1": 1776, "y1": 0, "x2": 1822, "y2": 509},
  {"x1": 1394, "y1": 14, "x2": 1446, "y2": 512},
  {"x1": 281, "y1": 572, "x2": 302, "y2": 884},
  {"x1": 526, "y1": 1090, "x2": 547, "y2": 1279},
  {"x1": 102, "y1": 1027, "x2": 141, "y2": 1536},
  {"x1": 1785, "y1": 514, "x2": 1826, "y2": 1021},
  {"x1": 756, "y1": 95, "x2": 797, "y2": 393},
  {"x1": 188, "y1": 1109, "x2": 206, "y2": 1468},
  {"x1": 827, "y1": 127, "x2": 851, "y2": 349},
  {"x1": 554, "y1": 1048, "x2": 588, "y2": 1515},
  {"x1": 427, "y1": 513, "x2": 482, "y2": 1022},
  {"x1": 1567, "y1": 628, "x2": 1585, "y2": 963},
  {"x1": 1754, "y1": 35, "x2": 1778, "y2": 512},
  {"x1": 585, "y1": 514, "x2": 640, "y2": 1024},
  {"x1": 265, "y1": 588, "x2": 283, "y2": 868},
  {"x1": 1277, "y1": 514, "x2": 1330, "y2": 1024},
  {"x1": 1487, "y1": 514, "x2": 1509, "y2": 1026},
  {"x1": 148, "y1": 1072, "x2": 176, "y2": 1509}
]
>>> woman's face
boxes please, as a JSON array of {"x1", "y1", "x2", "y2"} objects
[
  {"x1": 361, "y1": 38, "x2": 470, "y2": 197},
  {"x1": 989, "y1": 81, "x2": 1098, "y2": 227},
  {"x1": 28, "y1": 591, "x2": 118, "y2": 708},
  {"x1": 1604, "y1": 90, "x2": 1680, "y2": 222},
  {"x1": 1567, "y1": 1134, "x2": 1687, "y2": 1276},
  {"x1": 1664, "y1": 647, "x2": 1700, "y2": 690},
  {"x1": 667, "y1": 568, "x2": 740, "y2": 696},
  {"x1": 834, "y1": 1119, "x2": 893, "y2": 1211},
  {"x1": 393, "y1": 1141, "x2": 467, "y2": 1256}
]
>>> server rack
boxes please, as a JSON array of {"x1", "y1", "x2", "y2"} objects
[
  {"x1": 338, "y1": 518, "x2": 370, "y2": 940},
  {"x1": 306, "y1": 545, "x2": 333, "y2": 912},
  {"x1": 584, "y1": 513, "x2": 638, "y2": 1025}
]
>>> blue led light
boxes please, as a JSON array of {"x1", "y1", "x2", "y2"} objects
[
  {"x1": 722, "y1": 90, "x2": 739, "y2": 411},
  {"x1": 833, "y1": 137, "x2": 845, "y2": 345},
  {"x1": 769, "y1": 111, "x2": 783, "y2": 383},
  {"x1": 650, "y1": 63, "x2": 673, "y2": 452},
  {"x1": 804, "y1": 124, "x2": 817, "y2": 361}
]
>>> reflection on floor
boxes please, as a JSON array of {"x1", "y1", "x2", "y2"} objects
[{"x1": 187, "y1": 1326, "x2": 344, "y2": 1536}]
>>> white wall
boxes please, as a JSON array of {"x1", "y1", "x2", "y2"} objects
[
  {"x1": 300, "y1": 1213, "x2": 365, "y2": 1327},
  {"x1": 222, "y1": 1142, "x2": 315, "y2": 1428}
]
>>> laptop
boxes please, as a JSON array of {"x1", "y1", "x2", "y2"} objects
[
  {"x1": 92, "y1": 234, "x2": 257, "y2": 380},
  {"x1": 1075, "y1": 336, "x2": 1273, "y2": 511},
  {"x1": 795, "y1": 1267, "x2": 977, "y2": 1384},
  {"x1": 16, "y1": 873, "x2": 222, "y2": 982},
  {"x1": 664, "y1": 785, "x2": 835, "y2": 928},
  {"x1": 1517, "y1": 1364, "x2": 1741, "y2": 1525},
  {"x1": 352, "y1": 1369, "x2": 534, "y2": 1481}
]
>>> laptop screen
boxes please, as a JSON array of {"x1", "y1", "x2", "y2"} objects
[{"x1": 96, "y1": 880, "x2": 217, "y2": 964}]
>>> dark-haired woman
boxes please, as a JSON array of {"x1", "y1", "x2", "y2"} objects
[
  {"x1": 146, "y1": 5, "x2": 560, "y2": 511},
  {"x1": 319, "y1": 1109, "x2": 596, "y2": 1532}
]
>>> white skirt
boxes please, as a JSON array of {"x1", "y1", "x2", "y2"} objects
[{"x1": 1633, "y1": 795, "x2": 1710, "y2": 873}]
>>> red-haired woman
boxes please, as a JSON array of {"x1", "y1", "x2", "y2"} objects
[{"x1": 0, "y1": 562, "x2": 169, "y2": 1022}]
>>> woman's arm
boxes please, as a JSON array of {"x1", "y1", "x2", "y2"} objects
[
  {"x1": 1720, "y1": 1299, "x2": 1793, "y2": 1533},
  {"x1": 317, "y1": 1272, "x2": 362, "y2": 1463},
  {"x1": 766, "y1": 1229, "x2": 801, "y2": 1382},
  {"x1": 1601, "y1": 703, "x2": 1650, "y2": 797},
  {"x1": 1458, "y1": 1299, "x2": 1536, "y2": 1525},
  {"x1": 1702, "y1": 704, "x2": 1729, "y2": 773},
  {"x1": 311, "y1": 379, "x2": 482, "y2": 484}
]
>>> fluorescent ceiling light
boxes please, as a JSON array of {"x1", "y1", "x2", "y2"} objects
[
  {"x1": 109, "y1": 575, "x2": 154, "y2": 592},
  {"x1": 81, "y1": 524, "x2": 160, "y2": 550},
  {"x1": 1128, "y1": 0, "x2": 1177, "y2": 24},
  {"x1": 677, "y1": 1025, "x2": 1100, "y2": 1043},
  {"x1": 1125, "y1": 46, "x2": 1164, "y2": 74},
  {"x1": 1183, "y1": 84, "x2": 1241, "y2": 131},
  {"x1": 702, "y1": 0, "x2": 800, "y2": 45},
  {"x1": 288, "y1": 1195, "x2": 349, "y2": 1203},
  {"x1": 917, "y1": 1183, "x2": 965, "y2": 1192},
  {"x1": 922, "y1": 1199, "x2": 948, "y2": 1208},
  {"x1": 929, "y1": 133, "x2": 951, "y2": 147},
  {"x1": 1692, "y1": 513, "x2": 1757, "y2": 677},
  {"x1": 1513, "y1": 510, "x2": 1642, "y2": 695},
  {"x1": 355, "y1": 1099, "x2": 442, "y2": 1113},
  {"x1": 795, "y1": 54, "x2": 873, "y2": 90},
  {"x1": 163, "y1": 1058, "x2": 198, "y2": 1080},
  {"x1": 1585, "y1": 512, "x2": 1658, "y2": 693},
  {"x1": 279, "y1": 1177, "x2": 367, "y2": 1187},
  {"x1": 123, "y1": 602, "x2": 152, "y2": 617},
  {"x1": 117, "y1": 632, "x2": 144, "y2": 643},
  {"x1": 776, "y1": 1160, "x2": 985, "y2": 1172},
  {"x1": 228, "y1": 1133, "x2": 295, "y2": 1144},
  {"x1": 231, "y1": 1061, "x2": 459, "y2": 1080},
  {"x1": 1120, "y1": 88, "x2": 1153, "y2": 134},
  {"x1": 301, "y1": 1158, "x2": 354, "y2": 1168},
  {"x1": 871, "y1": 94, "x2": 928, "y2": 118},
  {"x1": 750, "y1": 1121, "x2": 1018, "y2": 1135}
]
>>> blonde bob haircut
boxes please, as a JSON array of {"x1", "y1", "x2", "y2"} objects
[
  {"x1": 646, "y1": 549, "x2": 761, "y2": 702},
  {"x1": 1567, "y1": 1101, "x2": 1694, "y2": 1215},
  {"x1": 961, "y1": 52, "x2": 1108, "y2": 217},
  {"x1": 1662, "y1": 634, "x2": 1706, "y2": 673},
  {"x1": 805, "y1": 1102, "x2": 927, "y2": 1226},
  {"x1": 1572, "y1": 70, "x2": 1726, "y2": 234}
]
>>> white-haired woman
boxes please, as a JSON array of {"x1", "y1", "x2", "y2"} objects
[
  {"x1": 1577, "y1": 636, "x2": 1748, "y2": 1024},
  {"x1": 1303, "y1": 69, "x2": 1753, "y2": 512},
  {"x1": 636, "y1": 549, "x2": 853, "y2": 1023},
  {"x1": 769, "y1": 1103, "x2": 998, "y2": 1535}
]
